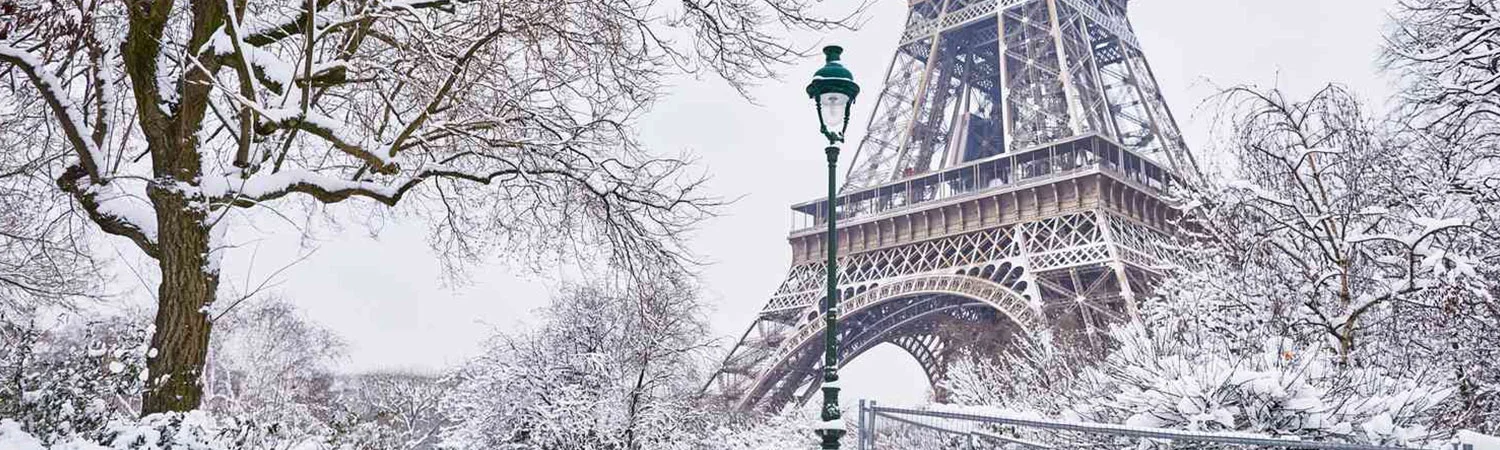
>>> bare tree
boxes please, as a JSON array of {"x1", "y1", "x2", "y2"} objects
[
  {"x1": 441, "y1": 276, "x2": 714, "y2": 449},
  {"x1": 200, "y1": 295, "x2": 344, "y2": 442},
  {"x1": 0, "y1": 0, "x2": 856, "y2": 414},
  {"x1": 1383, "y1": 2, "x2": 1500, "y2": 431},
  {"x1": 333, "y1": 371, "x2": 448, "y2": 450},
  {"x1": 1188, "y1": 85, "x2": 1488, "y2": 361},
  {"x1": 1385, "y1": 0, "x2": 1500, "y2": 148}
]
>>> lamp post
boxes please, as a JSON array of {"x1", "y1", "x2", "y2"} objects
[{"x1": 806, "y1": 44, "x2": 859, "y2": 450}]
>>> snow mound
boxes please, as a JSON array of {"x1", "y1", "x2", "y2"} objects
[
  {"x1": 0, "y1": 420, "x2": 108, "y2": 450},
  {"x1": 1458, "y1": 430, "x2": 1500, "y2": 450}
]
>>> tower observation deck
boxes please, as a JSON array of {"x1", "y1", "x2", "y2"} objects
[{"x1": 708, "y1": 0, "x2": 1193, "y2": 411}]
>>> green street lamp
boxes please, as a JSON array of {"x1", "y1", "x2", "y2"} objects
[{"x1": 806, "y1": 44, "x2": 859, "y2": 450}]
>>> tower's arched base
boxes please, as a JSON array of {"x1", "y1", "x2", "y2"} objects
[
  {"x1": 706, "y1": 192, "x2": 1177, "y2": 412},
  {"x1": 745, "y1": 276, "x2": 1035, "y2": 411}
]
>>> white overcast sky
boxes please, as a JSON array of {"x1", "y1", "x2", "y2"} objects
[{"x1": 101, "y1": 0, "x2": 1401, "y2": 406}]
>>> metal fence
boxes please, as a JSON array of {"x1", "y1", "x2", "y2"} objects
[{"x1": 854, "y1": 401, "x2": 1475, "y2": 450}]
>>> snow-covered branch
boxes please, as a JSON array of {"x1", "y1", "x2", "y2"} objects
[
  {"x1": 54, "y1": 166, "x2": 159, "y2": 258},
  {"x1": 1386, "y1": 0, "x2": 1500, "y2": 147},
  {"x1": 0, "y1": 45, "x2": 103, "y2": 182}
]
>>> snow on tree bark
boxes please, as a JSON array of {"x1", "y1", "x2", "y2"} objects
[{"x1": 141, "y1": 186, "x2": 219, "y2": 414}]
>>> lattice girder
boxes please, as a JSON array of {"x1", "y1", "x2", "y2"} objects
[
  {"x1": 764, "y1": 208, "x2": 1160, "y2": 315},
  {"x1": 845, "y1": 0, "x2": 1195, "y2": 190},
  {"x1": 764, "y1": 225, "x2": 1026, "y2": 313},
  {"x1": 706, "y1": 205, "x2": 1180, "y2": 410}
]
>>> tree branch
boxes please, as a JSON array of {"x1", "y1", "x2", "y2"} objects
[
  {"x1": 0, "y1": 45, "x2": 103, "y2": 183},
  {"x1": 56, "y1": 165, "x2": 159, "y2": 258}
]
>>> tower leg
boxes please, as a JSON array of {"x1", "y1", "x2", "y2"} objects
[{"x1": 1109, "y1": 260, "x2": 1139, "y2": 321}]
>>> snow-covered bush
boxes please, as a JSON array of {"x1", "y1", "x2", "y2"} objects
[
  {"x1": 0, "y1": 314, "x2": 148, "y2": 445},
  {"x1": 0, "y1": 298, "x2": 362, "y2": 449},
  {"x1": 0, "y1": 411, "x2": 335, "y2": 450},
  {"x1": 325, "y1": 372, "x2": 448, "y2": 450},
  {"x1": 942, "y1": 331, "x2": 1079, "y2": 413},
  {"x1": 4, "y1": 408, "x2": 827, "y2": 450},
  {"x1": 700, "y1": 409, "x2": 818, "y2": 450},
  {"x1": 1, "y1": 419, "x2": 107, "y2": 450},
  {"x1": 1074, "y1": 324, "x2": 1449, "y2": 446},
  {"x1": 944, "y1": 323, "x2": 1451, "y2": 447},
  {"x1": 101, "y1": 412, "x2": 236, "y2": 450},
  {"x1": 440, "y1": 278, "x2": 714, "y2": 449}
]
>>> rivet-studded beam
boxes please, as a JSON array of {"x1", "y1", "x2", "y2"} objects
[{"x1": 845, "y1": 0, "x2": 1192, "y2": 190}]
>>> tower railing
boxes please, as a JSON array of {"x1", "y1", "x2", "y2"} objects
[{"x1": 790, "y1": 133, "x2": 1174, "y2": 233}]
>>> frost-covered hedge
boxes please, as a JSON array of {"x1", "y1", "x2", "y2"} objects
[
  {"x1": 944, "y1": 323, "x2": 1455, "y2": 448},
  {"x1": 1075, "y1": 325, "x2": 1450, "y2": 445},
  {"x1": 0, "y1": 316, "x2": 149, "y2": 445},
  {"x1": 0, "y1": 412, "x2": 335, "y2": 450}
]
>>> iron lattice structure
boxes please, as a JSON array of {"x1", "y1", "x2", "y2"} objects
[{"x1": 706, "y1": 0, "x2": 1192, "y2": 411}]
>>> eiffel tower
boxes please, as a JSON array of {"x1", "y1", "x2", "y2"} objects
[{"x1": 707, "y1": 0, "x2": 1195, "y2": 411}]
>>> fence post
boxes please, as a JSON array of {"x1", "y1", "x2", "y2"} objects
[
  {"x1": 867, "y1": 400, "x2": 877, "y2": 449},
  {"x1": 857, "y1": 399, "x2": 867, "y2": 450}
]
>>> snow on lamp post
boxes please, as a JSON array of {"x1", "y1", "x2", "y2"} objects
[{"x1": 806, "y1": 44, "x2": 859, "y2": 450}]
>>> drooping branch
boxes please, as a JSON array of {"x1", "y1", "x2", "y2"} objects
[
  {"x1": 55, "y1": 166, "x2": 159, "y2": 258},
  {"x1": 0, "y1": 45, "x2": 103, "y2": 183}
]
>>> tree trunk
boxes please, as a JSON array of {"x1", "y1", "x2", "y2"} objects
[{"x1": 140, "y1": 187, "x2": 219, "y2": 415}]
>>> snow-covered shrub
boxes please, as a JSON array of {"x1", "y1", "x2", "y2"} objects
[
  {"x1": 324, "y1": 372, "x2": 448, "y2": 450},
  {"x1": 101, "y1": 412, "x2": 233, "y2": 450},
  {"x1": 943, "y1": 323, "x2": 1451, "y2": 448},
  {"x1": 1071, "y1": 324, "x2": 1450, "y2": 446},
  {"x1": 1, "y1": 418, "x2": 108, "y2": 450},
  {"x1": 0, "y1": 314, "x2": 148, "y2": 445},
  {"x1": 0, "y1": 411, "x2": 337, "y2": 450},
  {"x1": 0, "y1": 298, "x2": 369, "y2": 449},
  {"x1": 440, "y1": 278, "x2": 714, "y2": 449},
  {"x1": 4, "y1": 408, "x2": 829, "y2": 450},
  {"x1": 942, "y1": 330, "x2": 1080, "y2": 413},
  {"x1": 701, "y1": 409, "x2": 818, "y2": 450}
]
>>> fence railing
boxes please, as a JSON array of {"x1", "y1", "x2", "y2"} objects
[{"x1": 855, "y1": 401, "x2": 1476, "y2": 450}]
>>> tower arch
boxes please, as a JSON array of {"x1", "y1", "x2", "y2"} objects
[{"x1": 736, "y1": 274, "x2": 1037, "y2": 411}]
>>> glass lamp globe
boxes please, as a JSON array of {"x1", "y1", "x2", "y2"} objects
[{"x1": 806, "y1": 46, "x2": 861, "y2": 143}]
